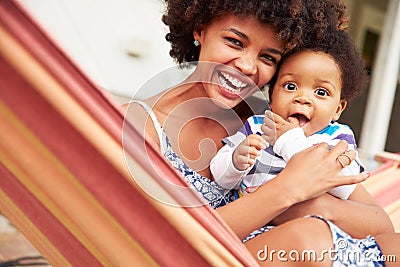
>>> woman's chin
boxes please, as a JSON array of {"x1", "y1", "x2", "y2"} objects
[
  {"x1": 209, "y1": 86, "x2": 244, "y2": 108},
  {"x1": 217, "y1": 84, "x2": 242, "y2": 98},
  {"x1": 204, "y1": 82, "x2": 259, "y2": 109},
  {"x1": 209, "y1": 97, "x2": 240, "y2": 109},
  {"x1": 301, "y1": 125, "x2": 314, "y2": 137}
]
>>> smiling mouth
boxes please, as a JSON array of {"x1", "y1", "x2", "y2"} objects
[
  {"x1": 289, "y1": 113, "x2": 310, "y2": 127},
  {"x1": 217, "y1": 71, "x2": 248, "y2": 94}
]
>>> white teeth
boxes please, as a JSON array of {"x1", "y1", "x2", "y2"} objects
[
  {"x1": 218, "y1": 71, "x2": 248, "y2": 94},
  {"x1": 220, "y1": 71, "x2": 247, "y2": 88},
  {"x1": 220, "y1": 78, "x2": 240, "y2": 94}
]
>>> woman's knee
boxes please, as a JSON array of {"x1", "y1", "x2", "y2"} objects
[
  {"x1": 245, "y1": 217, "x2": 334, "y2": 266},
  {"x1": 374, "y1": 232, "x2": 400, "y2": 267},
  {"x1": 278, "y1": 217, "x2": 333, "y2": 246}
]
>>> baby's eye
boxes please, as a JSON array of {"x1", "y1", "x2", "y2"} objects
[
  {"x1": 284, "y1": 82, "x2": 297, "y2": 91},
  {"x1": 315, "y1": 88, "x2": 329, "y2": 96}
]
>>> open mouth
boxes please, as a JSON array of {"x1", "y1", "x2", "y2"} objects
[
  {"x1": 289, "y1": 113, "x2": 310, "y2": 127},
  {"x1": 217, "y1": 71, "x2": 248, "y2": 95}
]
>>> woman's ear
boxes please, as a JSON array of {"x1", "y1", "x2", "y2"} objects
[
  {"x1": 333, "y1": 99, "x2": 347, "y2": 121},
  {"x1": 193, "y1": 30, "x2": 201, "y2": 44}
]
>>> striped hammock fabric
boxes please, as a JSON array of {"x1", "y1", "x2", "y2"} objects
[
  {"x1": 0, "y1": 1, "x2": 258, "y2": 266},
  {"x1": 363, "y1": 152, "x2": 400, "y2": 232}
]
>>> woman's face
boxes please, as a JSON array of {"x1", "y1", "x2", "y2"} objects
[{"x1": 194, "y1": 14, "x2": 285, "y2": 109}]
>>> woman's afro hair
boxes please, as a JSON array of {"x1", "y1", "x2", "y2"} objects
[{"x1": 161, "y1": 0, "x2": 349, "y2": 64}]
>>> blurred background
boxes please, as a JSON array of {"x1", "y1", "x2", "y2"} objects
[{"x1": 16, "y1": 0, "x2": 400, "y2": 169}]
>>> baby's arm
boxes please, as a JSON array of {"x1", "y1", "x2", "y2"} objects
[{"x1": 211, "y1": 134, "x2": 265, "y2": 189}]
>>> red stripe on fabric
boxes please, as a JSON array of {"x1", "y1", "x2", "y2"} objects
[
  {"x1": 373, "y1": 179, "x2": 400, "y2": 207},
  {"x1": 372, "y1": 160, "x2": 398, "y2": 175},
  {"x1": 0, "y1": 0, "x2": 123, "y2": 143},
  {"x1": 0, "y1": 163, "x2": 103, "y2": 266},
  {"x1": 0, "y1": 55, "x2": 210, "y2": 266},
  {"x1": 371, "y1": 161, "x2": 400, "y2": 207}
]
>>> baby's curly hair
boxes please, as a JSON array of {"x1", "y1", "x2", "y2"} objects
[
  {"x1": 270, "y1": 29, "x2": 368, "y2": 102},
  {"x1": 162, "y1": 0, "x2": 348, "y2": 64}
]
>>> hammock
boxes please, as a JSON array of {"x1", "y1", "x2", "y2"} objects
[
  {"x1": 0, "y1": 1, "x2": 257, "y2": 266},
  {"x1": 363, "y1": 152, "x2": 400, "y2": 232}
]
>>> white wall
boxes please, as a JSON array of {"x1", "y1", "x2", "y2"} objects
[{"x1": 18, "y1": 0, "x2": 179, "y2": 100}]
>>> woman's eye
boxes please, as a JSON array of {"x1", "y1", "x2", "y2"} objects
[
  {"x1": 226, "y1": 37, "x2": 243, "y2": 48},
  {"x1": 315, "y1": 88, "x2": 329, "y2": 96},
  {"x1": 284, "y1": 83, "x2": 297, "y2": 91},
  {"x1": 261, "y1": 54, "x2": 277, "y2": 65}
]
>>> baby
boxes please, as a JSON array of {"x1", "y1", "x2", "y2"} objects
[{"x1": 211, "y1": 29, "x2": 368, "y2": 200}]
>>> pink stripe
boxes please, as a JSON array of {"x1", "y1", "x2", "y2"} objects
[
  {"x1": 373, "y1": 180, "x2": 400, "y2": 207},
  {"x1": 0, "y1": 53, "x2": 209, "y2": 265},
  {"x1": 0, "y1": 163, "x2": 103, "y2": 266},
  {"x1": 0, "y1": 0, "x2": 122, "y2": 144}
]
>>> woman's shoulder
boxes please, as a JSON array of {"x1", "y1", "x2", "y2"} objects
[
  {"x1": 123, "y1": 100, "x2": 150, "y2": 123},
  {"x1": 123, "y1": 100, "x2": 161, "y2": 147}
]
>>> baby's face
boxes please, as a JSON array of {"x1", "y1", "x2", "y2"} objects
[{"x1": 269, "y1": 50, "x2": 347, "y2": 136}]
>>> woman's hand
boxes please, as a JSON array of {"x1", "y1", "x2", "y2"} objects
[
  {"x1": 274, "y1": 140, "x2": 370, "y2": 205},
  {"x1": 232, "y1": 134, "x2": 265, "y2": 171}
]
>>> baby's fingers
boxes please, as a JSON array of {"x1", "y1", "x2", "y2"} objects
[
  {"x1": 247, "y1": 134, "x2": 265, "y2": 150},
  {"x1": 234, "y1": 145, "x2": 259, "y2": 169},
  {"x1": 236, "y1": 143, "x2": 260, "y2": 159},
  {"x1": 234, "y1": 154, "x2": 253, "y2": 170},
  {"x1": 265, "y1": 110, "x2": 286, "y2": 124},
  {"x1": 260, "y1": 124, "x2": 275, "y2": 143},
  {"x1": 263, "y1": 113, "x2": 275, "y2": 130}
]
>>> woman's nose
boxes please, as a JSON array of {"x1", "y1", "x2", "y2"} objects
[{"x1": 235, "y1": 53, "x2": 257, "y2": 76}]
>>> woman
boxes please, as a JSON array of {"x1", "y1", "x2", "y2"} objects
[{"x1": 125, "y1": 0, "x2": 399, "y2": 266}]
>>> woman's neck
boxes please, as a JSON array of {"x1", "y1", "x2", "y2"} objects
[{"x1": 149, "y1": 82, "x2": 224, "y2": 119}]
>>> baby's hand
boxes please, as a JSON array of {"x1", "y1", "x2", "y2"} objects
[
  {"x1": 233, "y1": 134, "x2": 265, "y2": 171},
  {"x1": 261, "y1": 110, "x2": 300, "y2": 145}
]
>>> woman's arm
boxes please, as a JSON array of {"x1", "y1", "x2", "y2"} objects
[
  {"x1": 270, "y1": 185, "x2": 394, "y2": 238},
  {"x1": 216, "y1": 176, "x2": 294, "y2": 240},
  {"x1": 331, "y1": 184, "x2": 394, "y2": 237},
  {"x1": 216, "y1": 141, "x2": 370, "y2": 239}
]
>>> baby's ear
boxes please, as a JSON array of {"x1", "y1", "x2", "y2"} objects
[{"x1": 333, "y1": 99, "x2": 347, "y2": 121}]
